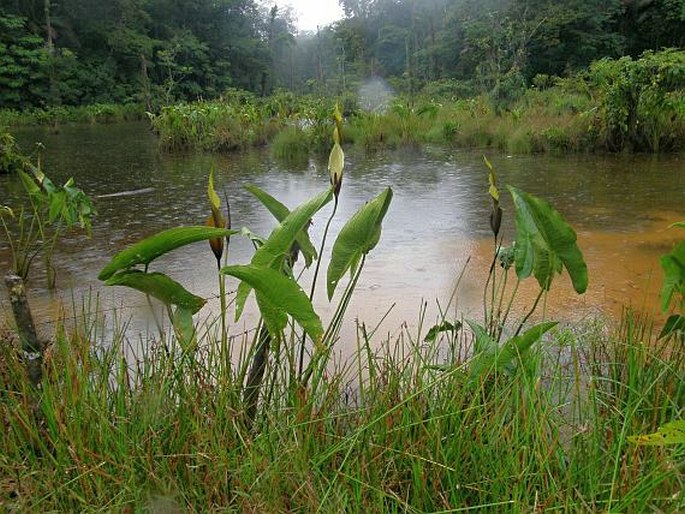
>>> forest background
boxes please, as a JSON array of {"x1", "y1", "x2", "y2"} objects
[{"x1": 1, "y1": 0, "x2": 683, "y2": 112}]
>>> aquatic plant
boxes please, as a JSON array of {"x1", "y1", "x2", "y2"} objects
[
  {"x1": 98, "y1": 225, "x2": 236, "y2": 351},
  {"x1": 271, "y1": 125, "x2": 310, "y2": 167},
  {"x1": 588, "y1": 49, "x2": 685, "y2": 152},
  {"x1": 628, "y1": 220, "x2": 685, "y2": 447},
  {"x1": 423, "y1": 156, "x2": 587, "y2": 388},
  {"x1": 0, "y1": 158, "x2": 94, "y2": 287},
  {"x1": 0, "y1": 129, "x2": 28, "y2": 174}
]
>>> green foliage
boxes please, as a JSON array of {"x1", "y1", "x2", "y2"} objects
[
  {"x1": 0, "y1": 14, "x2": 49, "y2": 109},
  {"x1": 151, "y1": 100, "x2": 275, "y2": 151},
  {"x1": 660, "y1": 241, "x2": 685, "y2": 313},
  {"x1": 0, "y1": 129, "x2": 27, "y2": 173},
  {"x1": 423, "y1": 320, "x2": 461, "y2": 343},
  {"x1": 222, "y1": 264, "x2": 323, "y2": 343},
  {"x1": 466, "y1": 320, "x2": 558, "y2": 380},
  {"x1": 231, "y1": 189, "x2": 333, "y2": 320},
  {"x1": 326, "y1": 187, "x2": 393, "y2": 300},
  {"x1": 588, "y1": 49, "x2": 685, "y2": 152},
  {"x1": 508, "y1": 185, "x2": 588, "y2": 293},
  {"x1": 104, "y1": 270, "x2": 206, "y2": 314},
  {"x1": 658, "y1": 221, "x2": 685, "y2": 340},
  {"x1": 98, "y1": 226, "x2": 236, "y2": 281},
  {"x1": 245, "y1": 184, "x2": 317, "y2": 267},
  {"x1": 271, "y1": 126, "x2": 310, "y2": 167},
  {"x1": 1, "y1": 0, "x2": 685, "y2": 114},
  {"x1": 628, "y1": 421, "x2": 685, "y2": 446},
  {"x1": 659, "y1": 315, "x2": 685, "y2": 340},
  {"x1": 2, "y1": 297, "x2": 683, "y2": 511},
  {"x1": 1, "y1": 160, "x2": 94, "y2": 287},
  {"x1": 99, "y1": 225, "x2": 237, "y2": 351},
  {"x1": 0, "y1": 0, "x2": 295, "y2": 111}
]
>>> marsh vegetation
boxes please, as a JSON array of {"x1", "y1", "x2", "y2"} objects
[
  {"x1": 1, "y1": 0, "x2": 685, "y2": 511},
  {"x1": 1, "y1": 117, "x2": 684, "y2": 511}
]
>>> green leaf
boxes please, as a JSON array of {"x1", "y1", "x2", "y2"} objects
[
  {"x1": 465, "y1": 320, "x2": 497, "y2": 354},
  {"x1": 104, "y1": 270, "x2": 206, "y2": 314},
  {"x1": 327, "y1": 187, "x2": 393, "y2": 300},
  {"x1": 18, "y1": 169, "x2": 43, "y2": 199},
  {"x1": 98, "y1": 226, "x2": 238, "y2": 280},
  {"x1": 467, "y1": 321, "x2": 557, "y2": 380},
  {"x1": 245, "y1": 184, "x2": 317, "y2": 267},
  {"x1": 669, "y1": 221, "x2": 685, "y2": 229},
  {"x1": 628, "y1": 420, "x2": 685, "y2": 446},
  {"x1": 231, "y1": 188, "x2": 332, "y2": 320},
  {"x1": 494, "y1": 322, "x2": 558, "y2": 370},
  {"x1": 508, "y1": 186, "x2": 588, "y2": 294},
  {"x1": 424, "y1": 320, "x2": 462, "y2": 343},
  {"x1": 658, "y1": 315, "x2": 685, "y2": 339},
  {"x1": 660, "y1": 241, "x2": 685, "y2": 313},
  {"x1": 48, "y1": 190, "x2": 66, "y2": 223},
  {"x1": 172, "y1": 307, "x2": 197, "y2": 352},
  {"x1": 223, "y1": 264, "x2": 323, "y2": 343}
]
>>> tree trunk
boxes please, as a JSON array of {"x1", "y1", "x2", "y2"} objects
[
  {"x1": 4, "y1": 275, "x2": 44, "y2": 387},
  {"x1": 44, "y1": 0, "x2": 53, "y2": 53}
]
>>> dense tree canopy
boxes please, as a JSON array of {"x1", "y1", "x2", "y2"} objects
[
  {"x1": 0, "y1": 0, "x2": 295, "y2": 109},
  {"x1": 296, "y1": 0, "x2": 683, "y2": 97},
  {"x1": 0, "y1": 0, "x2": 683, "y2": 109}
]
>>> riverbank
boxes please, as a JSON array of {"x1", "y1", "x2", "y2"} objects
[
  {"x1": 2, "y1": 50, "x2": 684, "y2": 160},
  {"x1": 0, "y1": 103, "x2": 145, "y2": 129},
  {"x1": 1, "y1": 305, "x2": 683, "y2": 512},
  {"x1": 2, "y1": 109, "x2": 684, "y2": 511}
]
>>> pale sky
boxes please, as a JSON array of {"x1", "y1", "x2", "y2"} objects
[{"x1": 285, "y1": 0, "x2": 344, "y2": 32}]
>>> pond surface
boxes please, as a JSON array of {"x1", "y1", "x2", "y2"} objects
[{"x1": 1, "y1": 122, "x2": 684, "y2": 353}]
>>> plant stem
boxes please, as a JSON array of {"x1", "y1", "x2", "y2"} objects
[
  {"x1": 514, "y1": 288, "x2": 545, "y2": 337},
  {"x1": 298, "y1": 197, "x2": 338, "y2": 378},
  {"x1": 217, "y1": 258, "x2": 229, "y2": 377},
  {"x1": 243, "y1": 324, "x2": 273, "y2": 430},
  {"x1": 304, "y1": 255, "x2": 365, "y2": 389}
]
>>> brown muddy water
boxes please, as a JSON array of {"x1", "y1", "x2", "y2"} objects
[{"x1": 1, "y1": 122, "x2": 684, "y2": 355}]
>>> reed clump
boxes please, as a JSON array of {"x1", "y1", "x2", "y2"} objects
[{"x1": 272, "y1": 125, "x2": 310, "y2": 166}]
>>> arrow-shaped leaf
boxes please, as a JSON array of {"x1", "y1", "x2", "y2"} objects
[
  {"x1": 223, "y1": 264, "x2": 323, "y2": 343},
  {"x1": 327, "y1": 187, "x2": 393, "y2": 300},
  {"x1": 104, "y1": 270, "x2": 206, "y2": 314},
  {"x1": 245, "y1": 184, "x2": 317, "y2": 267},
  {"x1": 508, "y1": 186, "x2": 587, "y2": 294},
  {"x1": 660, "y1": 241, "x2": 685, "y2": 313},
  {"x1": 467, "y1": 321, "x2": 557, "y2": 380},
  {"x1": 230, "y1": 188, "x2": 332, "y2": 320},
  {"x1": 99, "y1": 226, "x2": 238, "y2": 280}
]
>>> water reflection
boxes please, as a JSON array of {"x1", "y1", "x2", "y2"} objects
[{"x1": 1, "y1": 123, "x2": 684, "y2": 357}]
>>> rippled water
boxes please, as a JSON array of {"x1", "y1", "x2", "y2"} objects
[{"x1": 1, "y1": 122, "x2": 684, "y2": 351}]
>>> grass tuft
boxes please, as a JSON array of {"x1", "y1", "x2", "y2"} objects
[{"x1": 1, "y1": 306, "x2": 683, "y2": 512}]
